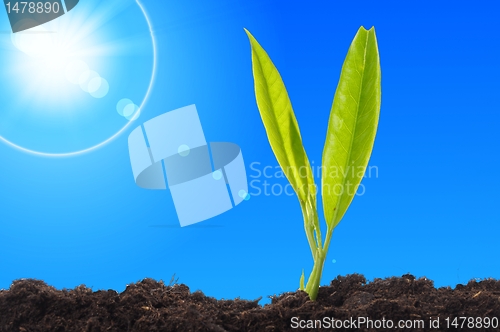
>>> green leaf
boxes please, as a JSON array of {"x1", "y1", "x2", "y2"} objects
[
  {"x1": 245, "y1": 29, "x2": 315, "y2": 205},
  {"x1": 322, "y1": 27, "x2": 381, "y2": 229},
  {"x1": 299, "y1": 270, "x2": 305, "y2": 291}
]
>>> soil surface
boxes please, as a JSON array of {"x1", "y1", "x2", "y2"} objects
[{"x1": 1, "y1": 274, "x2": 499, "y2": 331}]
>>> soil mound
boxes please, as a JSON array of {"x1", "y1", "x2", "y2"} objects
[{"x1": 1, "y1": 274, "x2": 499, "y2": 331}]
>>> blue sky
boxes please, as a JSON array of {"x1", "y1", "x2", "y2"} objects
[{"x1": 0, "y1": 0, "x2": 499, "y2": 304}]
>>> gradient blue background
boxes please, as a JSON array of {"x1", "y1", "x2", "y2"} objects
[{"x1": 1, "y1": 0, "x2": 499, "y2": 304}]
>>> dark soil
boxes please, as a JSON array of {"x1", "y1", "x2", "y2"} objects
[{"x1": 1, "y1": 274, "x2": 499, "y2": 331}]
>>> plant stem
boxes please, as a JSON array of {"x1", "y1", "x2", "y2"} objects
[
  {"x1": 323, "y1": 227, "x2": 334, "y2": 255},
  {"x1": 304, "y1": 227, "x2": 334, "y2": 300},
  {"x1": 305, "y1": 248, "x2": 326, "y2": 300}
]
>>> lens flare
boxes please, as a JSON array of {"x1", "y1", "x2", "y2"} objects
[{"x1": 0, "y1": 0, "x2": 157, "y2": 157}]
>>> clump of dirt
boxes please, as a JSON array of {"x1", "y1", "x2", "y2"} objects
[{"x1": 1, "y1": 274, "x2": 499, "y2": 331}]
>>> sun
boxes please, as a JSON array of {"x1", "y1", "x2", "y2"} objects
[
  {"x1": 0, "y1": 0, "x2": 157, "y2": 156},
  {"x1": 11, "y1": 27, "x2": 78, "y2": 105}
]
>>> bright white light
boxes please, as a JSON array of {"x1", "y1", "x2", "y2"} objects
[
  {"x1": 11, "y1": 27, "x2": 54, "y2": 59},
  {"x1": 78, "y1": 70, "x2": 99, "y2": 92},
  {"x1": 88, "y1": 76, "x2": 102, "y2": 93},
  {"x1": 10, "y1": 26, "x2": 83, "y2": 105},
  {"x1": 65, "y1": 60, "x2": 89, "y2": 84}
]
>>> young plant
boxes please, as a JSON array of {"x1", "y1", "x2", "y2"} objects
[{"x1": 245, "y1": 27, "x2": 381, "y2": 300}]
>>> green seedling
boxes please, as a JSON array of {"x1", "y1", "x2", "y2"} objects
[{"x1": 245, "y1": 27, "x2": 381, "y2": 300}]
